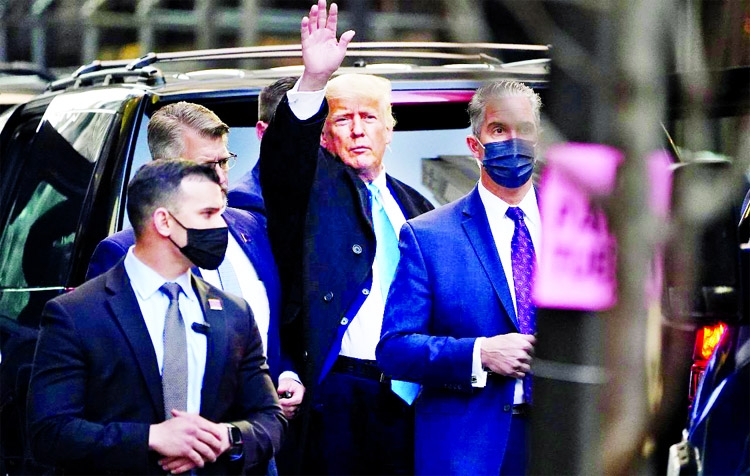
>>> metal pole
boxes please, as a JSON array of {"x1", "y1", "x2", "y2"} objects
[
  {"x1": 195, "y1": 0, "x2": 217, "y2": 51},
  {"x1": 136, "y1": 0, "x2": 158, "y2": 55},
  {"x1": 239, "y1": 0, "x2": 259, "y2": 47},
  {"x1": 604, "y1": 0, "x2": 672, "y2": 473}
]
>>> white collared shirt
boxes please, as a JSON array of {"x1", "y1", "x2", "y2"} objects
[
  {"x1": 200, "y1": 232, "x2": 270, "y2": 354},
  {"x1": 124, "y1": 247, "x2": 207, "y2": 414},
  {"x1": 472, "y1": 182, "x2": 541, "y2": 403},
  {"x1": 340, "y1": 172, "x2": 406, "y2": 360}
]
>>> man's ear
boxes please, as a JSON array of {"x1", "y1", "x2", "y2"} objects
[
  {"x1": 256, "y1": 121, "x2": 268, "y2": 141},
  {"x1": 466, "y1": 135, "x2": 482, "y2": 159},
  {"x1": 320, "y1": 130, "x2": 329, "y2": 149},
  {"x1": 152, "y1": 208, "x2": 173, "y2": 238},
  {"x1": 385, "y1": 125, "x2": 393, "y2": 146}
]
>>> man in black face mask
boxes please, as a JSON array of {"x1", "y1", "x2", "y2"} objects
[
  {"x1": 376, "y1": 81, "x2": 541, "y2": 476},
  {"x1": 86, "y1": 101, "x2": 305, "y2": 424},
  {"x1": 27, "y1": 159, "x2": 285, "y2": 475}
]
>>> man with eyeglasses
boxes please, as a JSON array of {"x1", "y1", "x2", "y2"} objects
[{"x1": 86, "y1": 102, "x2": 304, "y2": 423}]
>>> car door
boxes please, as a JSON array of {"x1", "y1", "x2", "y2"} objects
[{"x1": 0, "y1": 88, "x2": 143, "y2": 473}]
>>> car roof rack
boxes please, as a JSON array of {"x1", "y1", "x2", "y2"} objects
[
  {"x1": 48, "y1": 66, "x2": 164, "y2": 92},
  {"x1": 49, "y1": 42, "x2": 550, "y2": 92}
]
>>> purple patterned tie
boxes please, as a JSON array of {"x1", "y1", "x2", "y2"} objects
[{"x1": 506, "y1": 206, "x2": 536, "y2": 403}]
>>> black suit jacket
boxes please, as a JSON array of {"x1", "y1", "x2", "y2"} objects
[
  {"x1": 27, "y1": 261, "x2": 286, "y2": 475},
  {"x1": 259, "y1": 97, "x2": 434, "y2": 392}
]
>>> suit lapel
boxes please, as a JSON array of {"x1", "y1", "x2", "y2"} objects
[
  {"x1": 105, "y1": 262, "x2": 164, "y2": 417},
  {"x1": 193, "y1": 276, "x2": 228, "y2": 418},
  {"x1": 386, "y1": 174, "x2": 432, "y2": 218},
  {"x1": 461, "y1": 188, "x2": 519, "y2": 330},
  {"x1": 223, "y1": 208, "x2": 269, "y2": 288}
]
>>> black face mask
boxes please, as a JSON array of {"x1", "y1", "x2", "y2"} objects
[{"x1": 167, "y1": 212, "x2": 228, "y2": 270}]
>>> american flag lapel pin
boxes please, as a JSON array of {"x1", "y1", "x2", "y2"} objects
[{"x1": 208, "y1": 298, "x2": 223, "y2": 310}]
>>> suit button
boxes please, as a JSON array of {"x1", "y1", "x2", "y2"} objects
[
  {"x1": 323, "y1": 292, "x2": 334, "y2": 302},
  {"x1": 503, "y1": 404, "x2": 511, "y2": 412},
  {"x1": 340, "y1": 317, "x2": 349, "y2": 325},
  {"x1": 352, "y1": 244, "x2": 363, "y2": 254},
  {"x1": 303, "y1": 351, "x2": 308, "y2": 360},
  {"x1": 362, "y1": 288, "x2": 370, "y2": 295}
]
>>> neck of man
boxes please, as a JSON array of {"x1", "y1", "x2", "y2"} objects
[
  {"x1": 358, "y1": 164, "x2": 384, "y2": 184},
  {"x1": 133, "y1": 236, "x2": 192, "y2": 281},
  {"x1": 480, "y1": 172, "x2": 533, "y2": 206}
]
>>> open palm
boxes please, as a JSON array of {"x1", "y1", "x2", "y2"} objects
[{"x1": 300, "y1": 0, "x2": 355, "y2": 88}]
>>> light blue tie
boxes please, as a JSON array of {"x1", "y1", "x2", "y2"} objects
[
  {"x1": 218, "y1": 257, "x2": 243, "y2": 299},
  {"x1": 368, "y1": 182, "x2": 421, "y2": 405},
  {"x1": 368, "y1": 183, "x2": 399, "y2": 298}
]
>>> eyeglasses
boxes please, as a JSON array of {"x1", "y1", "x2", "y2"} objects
[{"x1": 205, "y1": 152, "x2": 238, "y2": 171}]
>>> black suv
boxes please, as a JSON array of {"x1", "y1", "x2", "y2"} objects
[{"x1": 0, "y1": 43, "x2": 548, "y2": 473}]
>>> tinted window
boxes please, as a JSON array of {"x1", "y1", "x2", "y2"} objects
[{"x1": 0, "y1": 104, "x2": 116, "y2": 321}]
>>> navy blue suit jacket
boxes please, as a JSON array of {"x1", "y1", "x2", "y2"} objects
[
  {"x1": 228, "y1": 164, "x2": 266, "y2": 220},
  {"x1": 377, "y1": 187, "x2": 520, "y2": 475},
  {"x1": 28, "y1": 261, "x2": 285, "y2": 475},
  {"x1": 258, "y1": 97, "x2": 434, "y2": 392},
  {"x1": 85, "y1": 207, "x2": 288, "y2": 382}
]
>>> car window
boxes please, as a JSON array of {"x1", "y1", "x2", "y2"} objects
[{"x1": 0, "y1": 102, "x2": 116, "y2": 320}]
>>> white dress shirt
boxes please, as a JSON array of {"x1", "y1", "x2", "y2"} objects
[
  {"x1": 124, "y1": 247, "x2": 207, "y2": 414},
  {"x1": 200, "y1": 233, "x2": 270, "y2": 354},
  {"x1": 472, "y1": 182, "x2": 541, "y2": 404},
  {"x1": 340, "y1": 173, "x2": 406, "y2": 360}
]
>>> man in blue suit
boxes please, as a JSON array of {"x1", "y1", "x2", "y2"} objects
[
  {"x1": 86, "y1": 101, "x2": 304, "y2": 420},
  {"x1": 227, "y1": 76, "x2": 298, "y2": 218},
  {"x1": 377, "y1": 80, "x2": 542, "y2": 475},
  {"x1": 28, "y1": 159, "x2": 285, "y2": 475}
]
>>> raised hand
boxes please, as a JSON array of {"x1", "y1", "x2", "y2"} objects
[{"x1": 299, "y1": 0, "x2": 355, "y2": 91}]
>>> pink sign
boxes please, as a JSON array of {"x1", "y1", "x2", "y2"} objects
[
  {"x1": 533, "y1": 143, "x2": 622, "y2": 310},
  {"x1": 533, "y1": 144, "x2": 674, "y2": 310}
]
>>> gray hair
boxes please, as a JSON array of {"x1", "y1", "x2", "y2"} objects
[
  {"x1": 467, "y1": 81, "x2": 542, "y2": 137},
  {"x1": 147, "y1": 102, "x2": 229, "y2": 160}
]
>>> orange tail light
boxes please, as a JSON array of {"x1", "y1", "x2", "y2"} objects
[{"x1": 693, "y1": 323, "x2": 727, "y2": 361}]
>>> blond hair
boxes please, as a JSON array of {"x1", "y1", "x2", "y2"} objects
[{"x1": 326, "y1": 74, "x2": 395, "y2": 128}]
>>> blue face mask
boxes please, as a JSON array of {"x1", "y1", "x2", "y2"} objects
[{"x1": 480, "y1": 138, "x2": 535, "y2": 189}]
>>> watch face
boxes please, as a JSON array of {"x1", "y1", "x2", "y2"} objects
[{"x1": 229, "y1": 425, "x2": 243, "y2": 445}]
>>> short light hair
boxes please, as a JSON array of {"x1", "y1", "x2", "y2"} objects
[
  {"x1": 147, "y1": 102, "x2": 229, "y2": 160},
  {"x1": 467, "y1": 81, "x2": 542, "y2": 137},
  {"x1": 326, "y1": 73, "x2": 395, "y2": 128},
  {"x1": 258, "y1": 77, "x2": 298, "y2": 123}
]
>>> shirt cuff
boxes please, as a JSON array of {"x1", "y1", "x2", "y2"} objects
[
  {"x1": 287, "y1": 79, "x2": 326, "y2": 120},
  {"x1": 278, "y1": 371, "x2": 301, "y2": 385},
  {"x1": 471, "y1": 337, "x2": 487, "y2": 388}
]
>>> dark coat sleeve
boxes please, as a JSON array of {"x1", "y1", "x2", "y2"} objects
[
  {"x1": 376, "y1": 222, "x2": 476, "y2": 392},
  {"x1": 27, "y1": 297, "x2": 153, "y2": 472},
  {"x1": 258, "y1": 97, "x2": 329, "y2": 374}
]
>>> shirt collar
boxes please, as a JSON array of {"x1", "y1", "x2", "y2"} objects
[
  {"x1": 368, "y1": 166, "x2": 389, "y2": 194},
  {"x1": 124, "y1": 247, "x2": 198, "y2": 302},
  {"x1": 477, "y1": 180, "x2": 540, "y2": 227}
]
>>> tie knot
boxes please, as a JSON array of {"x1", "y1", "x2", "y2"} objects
[
  {"x1": 367, "y1": 182, "x2": 383, "y2": 209},
  {"x1": 160, "y1": 282, "x2": 182, "y2": 301},
  {"x1": 506, "y1": 206, "x2": 525, "y2": 223}
]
